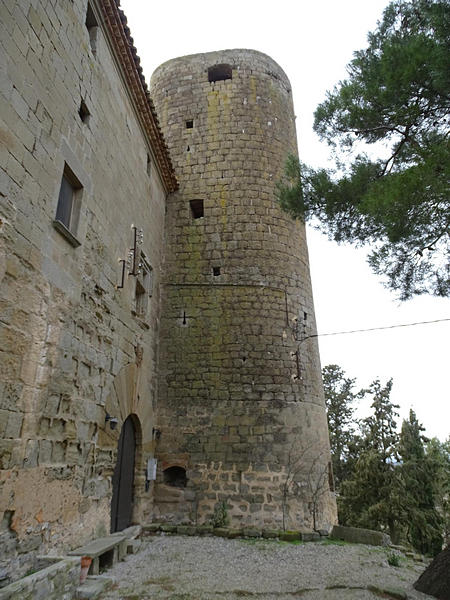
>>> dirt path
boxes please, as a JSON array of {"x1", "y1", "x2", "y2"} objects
[{"x1": 99, "y1": 535, "x2": 431, "y2": 600}]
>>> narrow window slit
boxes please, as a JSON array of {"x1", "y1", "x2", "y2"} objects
[
  {"x1": 85, "y1": 3, "x2": 98, "y2": 55},
  {"x1": 186, "y1": 120, "x2": 193, "y2": 129},
  {"x1": 213, "y1": 267, "x2": 220, "y2": 277},
  {"x1": 78, "y1": 99, "x2": 90, "y2": 124}
]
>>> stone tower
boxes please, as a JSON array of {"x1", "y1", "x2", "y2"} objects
[{"x1": 151, "y1": 50, "x2": 337, "y2": 530}]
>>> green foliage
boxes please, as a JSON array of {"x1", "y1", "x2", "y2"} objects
[
  {"x1": 276, "y1": 0, "x2": 450, "y2": 300},
  {"x1": 211, "y1": 500, "x2": 230, "y2": 528},
  {"x1": 398, "y1": 408, "x2": 426, "y2": 460},
  {"x1": 322, "y1": 365, "x2": 366, "y2": 489},
  {"x1": 333, "y1": 372, "x2": 447, "y2": 555},
  {"x1": 426, "y1": 436, "x2": 450, "y2": 545},
  {"x1": 360, "y1": 379, "x2": 399, "y2": 460},
  {"x1": 386, "y1": 550, "x2": 401, "y2": 567},
  {"x1": 337, "y1": 378, "x2": 403, "y2": 542},
  {"x1": 397, "y1": 410, "x2": 443, "y2": 555}
]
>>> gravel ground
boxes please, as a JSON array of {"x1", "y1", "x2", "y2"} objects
[{"x1": 98, "y1": 535, "x2": 432, "y2": 600}]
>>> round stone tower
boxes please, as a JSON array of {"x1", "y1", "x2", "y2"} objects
[{"x1": 151, "y1": 49, "x2": 337, "y2": 530}]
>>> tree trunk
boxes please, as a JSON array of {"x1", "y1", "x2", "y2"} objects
[{"x1": 414, "y1": 546, "x2": 450, "y2": 600}]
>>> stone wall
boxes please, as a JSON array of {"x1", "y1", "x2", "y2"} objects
[
  {"x1": 0, "y1": 0, "x2": 170, "y2": 576},
  {"x1": 150, "y1": 50, "x2": 337, "y2": 530},
  {"x1": 0, "y1": 557, "x2": 79, "y2": 600}
]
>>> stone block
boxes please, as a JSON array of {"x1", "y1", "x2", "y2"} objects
[
  {"x1": 262, "y1": 529, "x2": 279, "y2": 539},
  {"x1": 242, "y1": 528, "x2": 261, "y2": 538},
  {"x1": 300, "y1": 531, "x2": 320, "y2": 542},
  {"x1": 38, "y1": 439, "x2": 52, "y2": 464},
  {"x1": 142, "y1": 523, "x2": 162, "y2": 533},
  {"x1": 279, "y1": 530, "x2": 301, "y2": 542},
  {"x1": 4, "y1": 412, "x2": 23, "y2": 438},
  {"x1": 176, "y1": 525, "x2": 196, "y2": 536},
  {"x1": 196, "y1": 525, "x2": 213, "y2": 536},
  {"x1": 331, "y1": 525, "x2": 391, "y2": 547},
  {"x1": 160, "y1": 525, "x2": 177, "y2": 533},
  {"x1": 212, "y1": 528, "x2": 229, "y2": 538}
]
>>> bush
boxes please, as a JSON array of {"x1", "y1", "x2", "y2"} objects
[
  {"x1": 211, "y1": 501, "x2": 229, "y2": 528},
  {"x1": 386, "y1": 550, "x2": 401, "y2": 567}
]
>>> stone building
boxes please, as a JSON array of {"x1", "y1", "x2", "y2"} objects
[
  {"x1": 0, "y1": 0, "x2": 176, "y2": 580},
  {"x1": 151, "y1": 50, "x2": 337, "y2": 530},
  {"x1": 0, "y1": 0, "x2": 336, "y2": 580}
]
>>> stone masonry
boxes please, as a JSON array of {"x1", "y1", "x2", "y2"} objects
[
  {"x1": 151, "y1": 50, "x2": 337, "y2": 530},
  {"x1": 0, "y1": 1, "x2": 336, "y2": 586},
  {"x1": 0, "y1": 0, "x2": 176, "y2": 583}
]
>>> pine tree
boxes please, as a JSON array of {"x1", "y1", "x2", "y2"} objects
[
  {"x1": 339, "y1": 379, "x2": 403, "y2": 542},
  {"x1": 276, "y1": 0, "x2": 450, "y2": 299},
  {"x1": 398, "y1": 410, "x2": 443, "y2": 555},
  {"x1": 322, "y1": 364, "x2": 366, "y2": 489},
  {"x1": 426, "y1": 436, "x2": 450, "y2": 546}
]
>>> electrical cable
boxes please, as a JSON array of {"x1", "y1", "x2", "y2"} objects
[{"x1": 304, "y1": 317, "x2": 450, "y2": 340}]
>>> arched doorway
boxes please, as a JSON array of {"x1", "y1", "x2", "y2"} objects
[{"x1": 111, "y1": 415, "x2": 136, "y2": 532}]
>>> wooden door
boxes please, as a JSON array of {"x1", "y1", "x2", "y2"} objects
[{"x1": 110, "y1": 416, "x2": 136, "y2": 532}]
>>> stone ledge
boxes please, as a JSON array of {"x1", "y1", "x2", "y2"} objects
[
  {"x1": 0, "y1": 557, "x2": 80, "y2": 600},
  {"x1": 331, "y1": 525, "x2": 391, "y2": 547},
  {"x1": 142, "y1": 523, "x2": 327, "y2": 542}
]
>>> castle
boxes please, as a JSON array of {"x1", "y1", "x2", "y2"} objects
[{"x1": 0, "y1": 0, "x2": 337, "y2": 580}]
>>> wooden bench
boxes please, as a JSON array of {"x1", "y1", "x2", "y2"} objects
[{"x1": 68, "y1": 534, "x2": 126, "y2": 575}]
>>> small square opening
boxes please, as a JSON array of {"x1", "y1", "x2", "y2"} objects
[
  {"x1": 213, "y1": 266, "x2": 221, "y2": 277},
  {"x1": 190, "y1": 199, "x2": 204, "y2": 219},
  {"x1": 186, "y1": 120, "x2": 193, "y2": 129},
  {"x1": 208, "y1": 64, "x2": 233, "y2": 83}
]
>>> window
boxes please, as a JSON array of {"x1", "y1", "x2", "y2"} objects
[
  {"x1": 85, "y1": 3, "x2": 98, "y2": 55},
  {"x1": 208, "y1": 64, "x2": 232, "y2": 83},
  {"x1": 135, "y1": 255, "x2": 153, "y2": 317},
  {"x1": 212, "y1": 266, "x2": 221, "y2": 276},
  {"x1": 185, "y1": 120, "x2": 193, "y2": 129},
  {"x1": 189, "y1": 199, "x2": 204, "y2": 219},
  {"x1": 78, "y1": 99, "x2": 90, "y2": 124},
  {"x1": 53, "y1": 164, "x2": 82, "y2": 247}
]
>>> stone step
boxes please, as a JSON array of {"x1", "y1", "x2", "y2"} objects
[{"x1": 76, "y1": 575, "x2": 113, "y2": 599}]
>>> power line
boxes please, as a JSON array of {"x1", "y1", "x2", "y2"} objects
[{"x1": 304, "y1": 318, "x2": 450, "y2": 340}]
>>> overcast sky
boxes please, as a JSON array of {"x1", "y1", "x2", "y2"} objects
[{"x1": 120, "y1": 0, "x2": 449, "y2": 441}]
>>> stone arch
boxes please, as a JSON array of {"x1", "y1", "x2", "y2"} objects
[
  {"x1": 104, "y1": 363, "x2": 153, "y2": 447},
  {"x1": 102, "y1": 363, "x2": 156, "y2": 525}
]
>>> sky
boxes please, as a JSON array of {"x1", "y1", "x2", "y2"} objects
[{"x1": 120, "y1": 0, "x2": 449, "y2": 441}]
